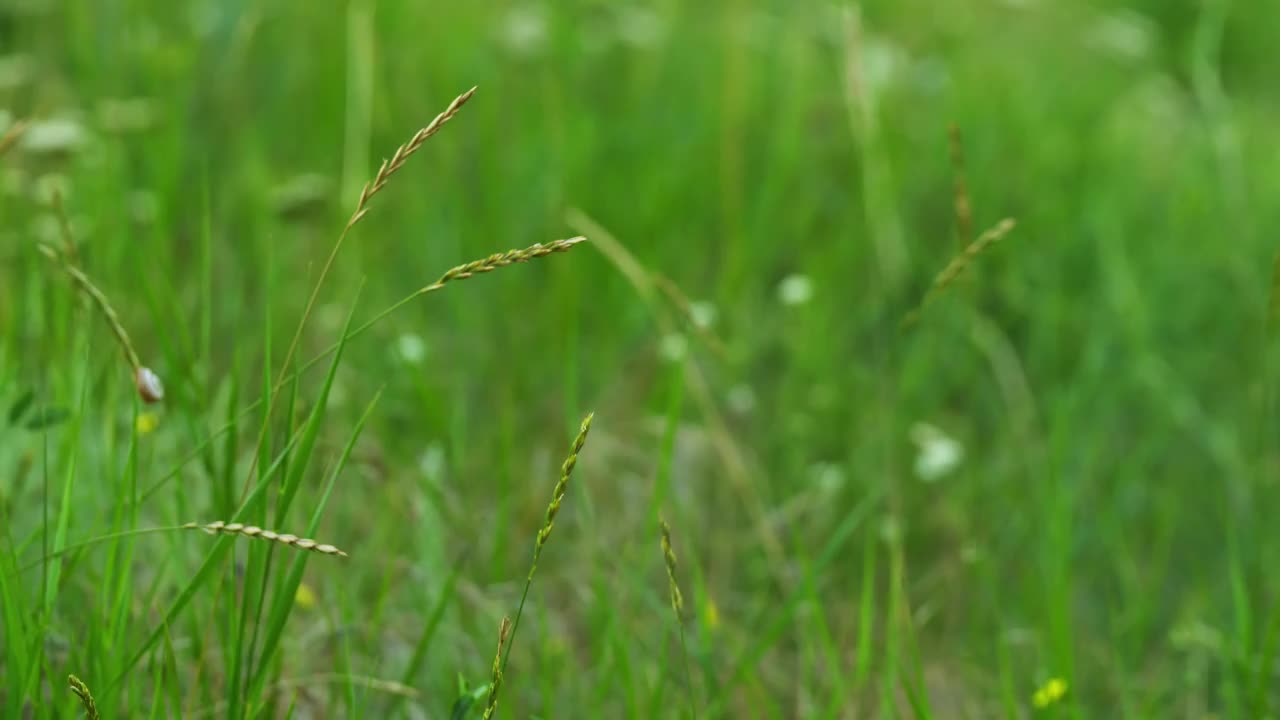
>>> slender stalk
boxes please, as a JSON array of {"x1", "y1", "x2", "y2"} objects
[
  {"x1": 481, "y1": 616, "x2": 512, "y2": 720},
  {"x1": 661, "y1": 517, "x2": 698, "y2": 720},
  {"x1": 901, "y1": 218, "x2": 1017, "y2": 328},
  {"x1": 138, "y1": 237, "x2": 585, "y2": 506},
  {"x1": 240, "y1": 87, "x2": 477, "y2": 499},
  {"x1": 501, "y1": 413, "x2": 594, "y2": 674}
]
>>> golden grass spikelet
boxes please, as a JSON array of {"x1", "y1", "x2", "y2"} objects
[
  {"x1": 182, "y1": 521, "x2": 348, "y2": 558},
  {"x1": 420, "y1": 237, "x2": 586, "y2": 294},
  {"x1": 659, "y1": 517, "x2": 685, "y2": 615},
  {"x1": 0, "y1": 119, "x2": 29, "y2": 157},
  {"x1": 500, "y1": 412, "x2": 596, "y2": 678},
  {"x1": 244, "y1": 85, "x2": 477, "y2": 499},
  {"x1": 902, "y1": 217, "x2": 1017, "y2": 328},
  {"x1": 481, "y1": 616, "x2": 512, "y2": 720},
  {"x1": 351, "y1": 86, "x2": 476, "y2": 225},
  {"x1": 68, "y1": 674, "x2": 100, "y2": 720},
  {"x1": 533, "y1": 412, "x2": 593, "y2": 564}
]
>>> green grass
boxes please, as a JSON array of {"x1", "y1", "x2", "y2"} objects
[{"x1": 4, "y1": 0, "x2": 1280, "y2": 717}]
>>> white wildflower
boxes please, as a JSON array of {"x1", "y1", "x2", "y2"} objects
[
  {"x1": 689, "y1": 300, "x2": 716, "y2": 329},
  {"x1": 395, "y1": 333, "x2": 428, "y2": 365},
  {"x1": 659, "y1": 333, "x2": 688, "y2": 363},
  {"x1": 910, "y1": 422, "x2": 964, "y2": 482},
  {"x1": 617, "y1": 5, "x2": 666, "y2": 49},
  {"x1": 21, "y1": 117, "x2": 87, "y2": 155},
  {"x1": 1086, "y1": 10, "x2": 1155, "y2": 60},
  {"x1": 418, "y1": 442, "x2": 447, "y2": 480},
  {"x1": 499, "y1": 5, "x2": 548, "y2": 58},
  {"x1": 778, "y1": 274, "x2": 814, "y2": 306}
]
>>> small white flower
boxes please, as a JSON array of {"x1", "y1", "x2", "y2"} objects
[
  {"x1": 810, "y1": 462, "x2": 847, "y2": 494},
  {"x1": 689, "y1": 300, "x2": 717, "y2": 329},
  {"x1": 1086, "y1": 10, "x2": 1155, "y2": 60},
  {"x1": 21, "y1": 118, "x2": 87, "y2": 155},
  {"x1": 418, "y1": 442, "x2": 447, "y2": 480},
  {"x1": 499, "y1": 5, "x2": 548, "y2": 58},
  {"x1": 617, "y1": 5, "x2": 666, "y2": 49},
  {"x1": 395, "y1": 333, "x2": 428, "y2": 365},
  {"x1": 778, "y1": 274, "x2": 814, "y2": 306},
  {"x1": 658, "y1": 333, "x2": 688, "y2": 363},
  {"x1": 910, "y1": 422, "x2": 964, "y2": 482}
]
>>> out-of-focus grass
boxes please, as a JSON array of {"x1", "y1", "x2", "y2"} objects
[{"x1": 4, "y1": 0, "x2": 1280, "y2": 716}]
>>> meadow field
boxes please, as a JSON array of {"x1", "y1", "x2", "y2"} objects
[{"x1": 4, "y1": 0, "x2": 1280, "y2": 717}]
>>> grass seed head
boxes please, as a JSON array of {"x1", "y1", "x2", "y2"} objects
[
  {"x1": 481, "y1": 616, "x2": 513, "y2": 720},
  {"x1": 902, "y1": 217, "x2": 1017, "y2": 328},
  {"x1": 660, "y1": 516, "x2": 685, "y2": 615},
  {"x1": 423, "y1": 237, "x2": 586, "y2": 294},
  {"x1": 352, "y1": 86, "x2": 477, "y2": 224},
  {"x1": 535, "y1": 412, "x2": 594, "y2": 558},
  {"x1": 68, "y1": 675, "x2": 100, "y2": 720},
  {"x1": 182, "y1": 521, "x2": 348, "y2": 557}
]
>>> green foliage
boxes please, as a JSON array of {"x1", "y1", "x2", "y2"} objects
[{"x1": 3, "y1": 0, "x2": 1280, "y2": 717}]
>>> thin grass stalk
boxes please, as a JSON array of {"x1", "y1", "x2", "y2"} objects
[
  {"x1": 68, "y1": 675, "x2": 100, "y2": 720},
  {"x1": 501, "y1": 413, "x2": 594, "y2": 675},
  {"x1": 136, "y1": 238, "x2": 586, "y2": 504},
  {"x1": 565, "y1": 207, "x2": 790, "y2": 578},
  {"x1": 241, "y1": 86, "x2": 476, "y2": 499},
  {"x1": 660, "y1": 517, "x2": 698, "y2": 719},
  {"x1": 481, "y1": 616, "x2": 512, "y2": 720},
  {"x1": 38, "y1": 234, "x2": 164, "y2": 402},
  {"x1": 38, "y1": 244, "x2": 141, "y2": 372}
]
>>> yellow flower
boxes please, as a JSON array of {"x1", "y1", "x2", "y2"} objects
[
  {"x1": 295, "y1": 583, "x2": 317, "y2": 610},
  {"x1": 1032, "y1": 677, "x2": 1068, "y2": 709},
  {"x1": 135, "y1": 412, "x2": 159, "y2": 435},
  {"x1": 702, "y1": 594, "x2": 720, "y2": 632}
]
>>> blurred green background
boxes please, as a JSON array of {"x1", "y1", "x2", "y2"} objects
[{"x1": 4, "y1": 0, "x2": 1280, "y2": 717}]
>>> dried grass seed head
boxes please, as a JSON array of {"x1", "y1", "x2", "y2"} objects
[{"x1": 183, "y1": 521, "x2": 348, "y2": 557}]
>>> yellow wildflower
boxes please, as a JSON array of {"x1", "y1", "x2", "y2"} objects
[
  {"x1": 1032, "y1": 677, "x2": 1068, "y2": 709},
  {"x1": 135, "y1": 411, "x2": 159, "y2": 435},
  {"x1": 702, "y1": 594, "x2": 720, "y2": 631},
  {"x1": 295, "y1": 582, "x2": 317, "y2": 610}
]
